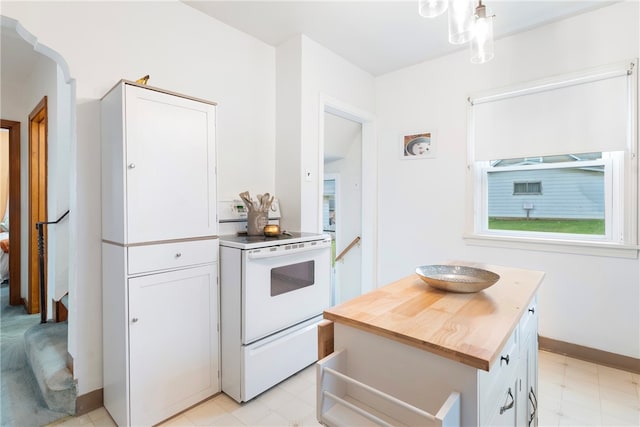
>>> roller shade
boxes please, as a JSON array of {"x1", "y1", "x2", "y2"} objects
[{"x1": 471, "y1": 63, "x2": 633, "y2": 161}]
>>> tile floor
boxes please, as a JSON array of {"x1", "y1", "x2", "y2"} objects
[{"x1": 48, "y1": 350, "x2": 639, "y2": 427}]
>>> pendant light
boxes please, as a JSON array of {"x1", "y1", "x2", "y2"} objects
[
  {"x1": 418, "y1": 0, "x2": 448, "y2": 18},
  {"x1": 448, "y1": 0, "x2": 475, "y2": 45},
  {"x1": 418, "y1": 0, "x2": 495, "y2": 63},
  {"x1": 470, "y1": 0, "x2": 494, "y2": 63}
]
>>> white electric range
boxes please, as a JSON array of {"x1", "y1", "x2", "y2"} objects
[{"x1": 217, "y1": 200, "x2": 332, "y2": 402}]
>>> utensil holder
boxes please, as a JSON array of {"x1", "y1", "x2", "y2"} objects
[{"x1": 247, "y1": 211, "x2": 268, "y2": 236}]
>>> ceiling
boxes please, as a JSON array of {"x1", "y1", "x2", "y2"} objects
[
  {"x1": 184, "y1": 1, "x2": 614, "y2": 76},
  {"x1": 324, "y1": 112, "x2": 362, "y2": 163},
  {"x1": 1, "y1": 23, "x2": 42, "y2": 92}
]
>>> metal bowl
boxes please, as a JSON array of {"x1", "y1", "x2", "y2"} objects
[
  {"x1": 415, "y1": 265, "x2": 500, "y2": 293},
  {"x1": 263, "y1": 224, "x2": 280, "y2": 237}
]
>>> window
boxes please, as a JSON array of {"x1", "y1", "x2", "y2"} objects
[
  {"x1": 513, "y1": 181, "x2": 541, "y2": 195},
  {"x1": 484, "y1": 152, "x2": 610, "y2": 237},
  {"x1": 467, "y1": 60, "x2": 637, "y2": 256}
]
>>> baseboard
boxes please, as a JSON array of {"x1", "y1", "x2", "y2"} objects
[
  {"x1": 539, "y1": 335, "x2": 640, "y2": 374},
  {"x1": 75, "y1": 388, "x2": 103, "y2": 416}
]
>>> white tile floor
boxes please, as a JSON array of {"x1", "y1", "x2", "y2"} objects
[
  {"x1": 48, "y1": 351, "x2": 639, "y2": 427},
  {"x1": 537, "y1": 351, "x2": 640, "y2": 426}
]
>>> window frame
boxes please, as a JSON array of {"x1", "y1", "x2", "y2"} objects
[{"x1": 477, "y1": 154, "x2": 616, "y2": 243}]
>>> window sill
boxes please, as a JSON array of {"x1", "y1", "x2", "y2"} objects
[{"x1": 463, "y1": 233, "x2": 639, "y2": 259}]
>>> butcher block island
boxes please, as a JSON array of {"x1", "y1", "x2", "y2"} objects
[{"x1": 317, "y1": 263, "x2": 544, "y2": 427}]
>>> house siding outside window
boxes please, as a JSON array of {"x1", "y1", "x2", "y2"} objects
[{"x1": 488, "y1": 166, "x2": 604, "y2": 220}]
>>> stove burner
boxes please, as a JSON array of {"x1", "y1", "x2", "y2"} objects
[{"x1": 218, "y1": 231, "x2": 327, "y2": 250}]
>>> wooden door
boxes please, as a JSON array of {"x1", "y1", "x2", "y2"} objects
[
  {"x1": 0, "y1": 119, "x2": 22, "y2": 306},
  {"x1": 128, "y1": 264, "x2": 218, "y2": 426},
  {"x1": 124, "y1": 86, "x2": 216, "y2": 244},
  {"x1": 27, "y1": 97, "x2": 47, "y2": 314}
]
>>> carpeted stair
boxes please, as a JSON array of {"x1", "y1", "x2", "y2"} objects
[
  {"x1": 1, "y1": 284, "x2": 70, "y2": 426},
  {"x1": 24, "y1": 321, "x2": 76, "y2": 415}
]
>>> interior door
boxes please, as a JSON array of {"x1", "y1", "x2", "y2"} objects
[
  {"x1": 128, "y1": 264, "x2": 218, "y2": 426},
  {"x1": 125, "y1": 86, "x2": 216, "y2": 243},
  {"x1": 28, "y1": 97, "x2": 48, "y2": 314}
]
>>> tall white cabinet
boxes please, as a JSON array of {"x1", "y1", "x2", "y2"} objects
[{"x1": 101, "y1": 80, "x2": 219, "y2": 427}]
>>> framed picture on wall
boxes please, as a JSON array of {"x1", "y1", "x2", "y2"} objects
[{"x1": 401, "y1": 131, "x2": 436, "y2": 159}]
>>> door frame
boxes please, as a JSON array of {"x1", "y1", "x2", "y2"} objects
[
  {"x1": 27, "y1": 96, "x2": 48, "y2": 314},
  {"x1": 1, "y1": 119, "x2": 22, "y2": 306},
  {"x1": 323, "y1": 173, "x2": 340, "y2": 303},
  {"x1": 318, "y1": 95, "x2": 377, "y2": 294}
]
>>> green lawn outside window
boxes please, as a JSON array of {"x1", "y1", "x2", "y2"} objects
[{"x1": 488, "y1": 218, "x2": 605, "y2": 235}]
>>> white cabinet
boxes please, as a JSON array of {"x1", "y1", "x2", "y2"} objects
[
  {"x1": 101, "y1": 81, "x2": 217, "y2": 245},
  {"x1": 519, "y1": 297, "x2": 539, "y2": 427},
  {"x1": 101, "y1": 80, "x2": 219, "y2": 426},
  {"x1": 128, "y1": 263, "x2": 218, "y2": 426},
  {"x1": 481, "y1": 296, "x2": 539, "y2": 427}
]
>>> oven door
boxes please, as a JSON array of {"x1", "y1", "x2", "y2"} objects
[{"x1": 242, "y1": 239, "x2": 331, "y2": 344}]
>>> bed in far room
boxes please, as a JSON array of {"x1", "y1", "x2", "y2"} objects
[
  {"x1": 0, "y1": 213, "x2": 8, "y2": 283},
  {"x1": 0, "y1": 232, "x2": 8, "y2": 283}
]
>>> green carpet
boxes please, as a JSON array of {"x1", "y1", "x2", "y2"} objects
[{"x1": 0, "y1": 284, "x2": 68, "y2": 427}]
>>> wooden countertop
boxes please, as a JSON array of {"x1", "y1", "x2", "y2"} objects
[{"x1": 323, "y1": 262, "x2": 544, "y2": 371}]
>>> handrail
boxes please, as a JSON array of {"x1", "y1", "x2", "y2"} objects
[
  {"x1": 335, "y1": 236, "x2": 361, "y2": 263},
  {"x1": 35, "y1": 210, "x2": 70, "y2": 227},
  {"x1": 35, "y1": 210, "x2": 70, "y2": 324}
]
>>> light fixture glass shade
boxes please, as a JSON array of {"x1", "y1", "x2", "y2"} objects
[
  {"x1": 448, "y1": 0, "x2": 475, "y2": 44},
  {"x1": 470, "y1": 5, "x2": 494, "y2": 63},
  {"x1": 419, "y1": 0, "x2": 448, "y2": 18}
]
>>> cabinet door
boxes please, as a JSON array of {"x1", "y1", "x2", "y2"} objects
[
  {"x1": 526, "y1": 337, "x2": 539, "y2": 427},
  {"x1": 125, "y1": 85, "x2": 216, "y2": 243},
  {"x1": 128, "y1": 264, "x2": 219, "y2": 426},
  {"x1": 486, "y1": 381, "x2": 518, "y2": 427}
]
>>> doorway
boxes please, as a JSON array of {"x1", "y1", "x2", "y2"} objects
[
  {"x1": 320, "y1": 97, "x2": 376, "y2": 302},
  {"x1": 27, "y1": 97, "x2": 48, "y2": 314},
  {"x1": 0, "y1": 120, "x2": 21, "y2": 306},
  {"x1": 323, "y1": 113, "x2": 363, "y2": 304}
]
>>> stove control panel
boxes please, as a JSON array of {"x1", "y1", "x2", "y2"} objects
[{"x1": 218, "y1": 199, "x2": 281, "y2": 223}]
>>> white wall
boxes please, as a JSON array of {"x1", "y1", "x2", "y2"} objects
[
  {"x1": 276, "y1": 34, "x2": 375, "y2": 232},
  {"x1": 2, "y1": 0, "x2": 276, "y2": 395},
  {"x1": 275, "y1": 36, "x2": 303, "y2": 231},
  {"x1": 375, "y1": 2, "x2": 640, "y2": 358},
  {"x1": 52, "y1": 65, "x2": 72, "y2": 303}
]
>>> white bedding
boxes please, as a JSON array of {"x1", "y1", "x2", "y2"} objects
[{"x1": 0, "y1": 231, "x2": 8, "y2": 282}]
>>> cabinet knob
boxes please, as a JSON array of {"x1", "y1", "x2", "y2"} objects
[
  {"x1": 128, "y1": 163, "x2": 136, "y2": 169},
  {"x1": 528, "y1": 307, "x2": 535, "y2": 314},
  {"x1": 500, "y1": 354, "x2": 510, "y2": 365},
  {"x1": 131, "y1": 318, "x2": 139, "y2": 323},
  {"x1": 175, "y1": 252, "x2": 182, "y2": 258}
]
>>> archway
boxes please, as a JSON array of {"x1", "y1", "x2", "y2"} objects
[{"x1": 1, "y1": 15, "x2": 75, "y2": 320}]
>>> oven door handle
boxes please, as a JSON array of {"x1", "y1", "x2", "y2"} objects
[{"x1": 247, "y1": 241, "x2": 331, "y2": 259}]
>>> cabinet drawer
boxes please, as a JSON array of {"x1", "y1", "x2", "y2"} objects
[
  {"x1": 519, "y1": 296, "x2": 538, "y2": 344},
  {"x1": 482, "y1": 381, "x2": 518, "y2": 427},
  {"x1": 479, "y1": 326, "x2": 519, "y2": 395},
  {"x1": 128, "y1": 239, "x2": 218, "y2": 275}
]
